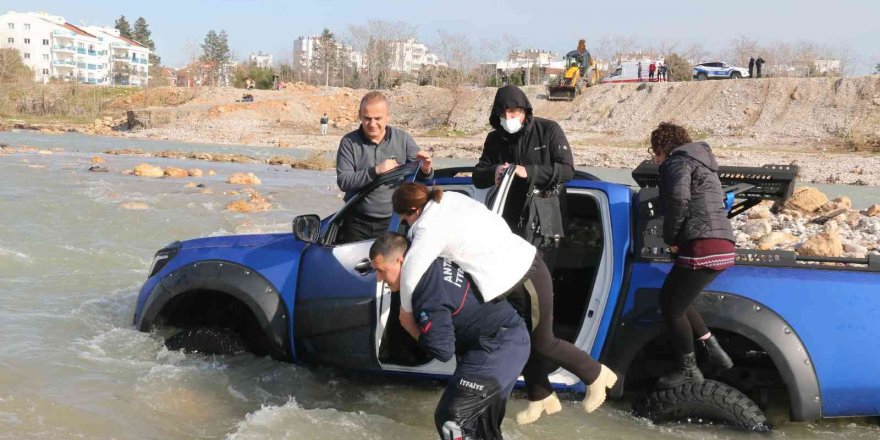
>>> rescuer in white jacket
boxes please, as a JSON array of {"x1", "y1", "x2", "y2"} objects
[{"x1": 391, "y1": 182, "x2": 617, "y2": 424}]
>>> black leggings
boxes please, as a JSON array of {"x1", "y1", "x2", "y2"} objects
[
  {"x1": 659, "y1": 265, "x2": 722, "y2": 356},
  {"x1": 506, "y1": 253, "x2": 602, "y2": 401}
]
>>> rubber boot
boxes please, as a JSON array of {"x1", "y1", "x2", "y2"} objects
[
  {"x1": 657, "y1": 352, "x2": 704, "y2": 389},
  {"x1": 515, "y1": 392, "x2": 562, "y2": 425},
  {"x1": 583, "y1": 364, "x2": 618, "y2": 413},
  {"x1": 697, "y1": 335, "x2": 734, "y2": 371}
]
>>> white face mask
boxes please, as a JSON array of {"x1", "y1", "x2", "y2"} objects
[{"x1": 500, "y1": 116, "x2": 523, "y2": 134}]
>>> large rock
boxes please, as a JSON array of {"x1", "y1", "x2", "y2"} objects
[
  {"x1": 226, "y1": 193, "x2": 271, "y2": 212},
  {"x1": 747, "y1": 205, "x2": 772, "y2": 220},
  {"x1": 864, "y1": 204, "x2": 880, "y2": 217},
  {"x1": 187, "y1": 168, "x2": 203, "y2": 177},
  {"x1": 783, "y1": 187, "x2": 829, "y2": 213},
  {"x1": 796, "y1": 229, "x2": 843, "y2": 257},
  {"x1": 226, "y1": 172, "x2": 262, "y2": 185},
  {"x1": 164, "y1": 166, "x2": 189, "y2": 178},
  {"x1": 133, "y1": 163, "x2": 165, "y2": 177},
  {"x1": 757, "y1": 232, "x2": 799, "y2": 250},
  {"x1": 90, "y1": 156, "x2": 105, "y2": 164},
  {"x1": 742, "y1": 219, "x2": 772, "y2": 240},
  {"x1": 120, "y1": 202, "x2": 150, "y2": 210}
]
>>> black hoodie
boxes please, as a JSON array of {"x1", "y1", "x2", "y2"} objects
[
  {"x1": 474, "y1": 86, "x2": 575, "y2": 227},
  {"x1": 659, "y1": 142, "x2": 734, "y2": 245}
]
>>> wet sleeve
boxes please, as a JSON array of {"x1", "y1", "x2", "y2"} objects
[
  {"x1": 400, "y1": 223, "x2": 447, "y2": 312},
  {"x1": 529, "y1": 121, "x2": 574, "y2": 189},
  {"x1": 661, "y1": 159, "x2": 692, "y2": 245},
  {"x1": 411, "y1": 264, "x2": 455, "y2": 362},
  {"x1": 336, "y1": 137, "x2": 376, "y2": 192},
  {"x1": 404, "y1": 132, "x2": 434, "y2": 180},
  {"x1": 474, "y1": 133, "x2": 499, "y2": 189}
]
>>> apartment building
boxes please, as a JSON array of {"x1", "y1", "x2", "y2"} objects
[
  {"x1": 391, "y1": 38, "x2": 443, "y2": 73},
  {"x1": 249, "y1": 51, "x2": 273, "y2": 69},
  {"x1": 0, "y1": 11, "x2": 150, "y2": 85},
  {"x1": 293, "y1": 34, "x2": 361, "y2": 76}
]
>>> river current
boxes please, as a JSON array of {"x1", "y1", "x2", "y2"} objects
[{"x1": 0, "y1": 131, "x2": 877, "y2": 439}]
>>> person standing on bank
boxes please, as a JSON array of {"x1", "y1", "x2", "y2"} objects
[
  {"x1": 649, "y1": 122, "x2": 736, "y2": 388},
  {"x1": 392, "y1": 182, "x2": 618, "y2": 426},
  {"x1": 335, "y1": 91, "x2": 433, "y2": 243},
  {"x1": 320, "y1": 113, "x2": 329, "y2": 135},
  {"x1": 748, "y1": 57, "x2": 755, "y2": 79},
  {"x1": 370, "y1": 232, "x2": 530, "y2": 440},
  {"x1": 755, "y1": 57, "x2": 765, "y2": 78}
]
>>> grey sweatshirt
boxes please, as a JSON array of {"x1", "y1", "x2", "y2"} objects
[{"x1": 336, "y1": 125, "x2": 433, "y2": 218}]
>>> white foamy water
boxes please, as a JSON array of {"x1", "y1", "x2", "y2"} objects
[{"x1": 0, "y1": 132, "x2": 877, "y2": 439}]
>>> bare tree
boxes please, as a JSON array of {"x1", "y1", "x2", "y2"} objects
[
  {"x1": 727, "y1": 36, "x2": 760, "y2": 66},
  {"x1": 346, "y1": 20, "x2": 416, "y2": 89},
  {"x1": 434, "y1": 31, "x2": 476, "y2": 125}
]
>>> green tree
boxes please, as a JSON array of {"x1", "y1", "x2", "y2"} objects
[
  {"x1": 234, "y1": 64, "x2": 274, "y2": 89},
  {"x1": 0, "y1": 48, "x2": 34, "y2": 82},
  {"x1": 200, "y1": 30, "x2": 231, "y2": 85},
  {"x1": 875, "y1": 63, "x2": 880, "y2": 74},
  {"x1": 114, "y1": 15, "x2": 132, "y2": 39},
  {"x1": 664, "y1": 53, "x2": 693, "y2": 82},
  {"x1": 312, "y1": 28, "x2": 339, "y2": 86},
  {"x1": 131, "y1": 17, "x2": 153, "y2": 48}
]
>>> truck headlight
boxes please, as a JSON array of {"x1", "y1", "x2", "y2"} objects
[{"x1": 148, "y1": 241, "x2": 181, "y2": 278}]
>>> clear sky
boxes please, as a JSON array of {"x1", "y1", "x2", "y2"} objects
[{"x1": 5, "y1": 0, "x2": 879, "y2": 73}]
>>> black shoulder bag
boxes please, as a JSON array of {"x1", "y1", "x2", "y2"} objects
[{"x1": 518, "y1": 175, "x2": 565, "y2": 249}]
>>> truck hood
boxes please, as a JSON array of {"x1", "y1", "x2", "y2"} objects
[{"x1": 179, "y1": 233, "x2": 291, "y2": 250}]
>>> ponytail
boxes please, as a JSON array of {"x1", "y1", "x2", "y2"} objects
[{"x1": 393, "y1": 182, "x2": 443, "y2": 215}]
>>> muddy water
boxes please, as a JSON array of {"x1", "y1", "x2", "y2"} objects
[{"x1": 0, "y1": 131, "x2": 878, "y2": 439}]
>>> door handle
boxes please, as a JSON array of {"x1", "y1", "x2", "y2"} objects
[{"x1": 354, "y1": 258, "x2": 374, "y2": 275}]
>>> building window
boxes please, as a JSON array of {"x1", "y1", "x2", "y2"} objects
[
  {"x1": 42, "y1": 68, "x2": 49, "y2": 75},
  {"x1": 24, "y1": 23, "x2": 30, "y2": 30},
  {"x1": 7, "y1": 23, "x2": 13, "y2": 30},
  {"x1": 43, "y1": 54, "x2": 49, "y2": 60},
  {"x1": 6, "y1": 38, "x2": 12, "y2": 44},
  {"x1": 42, "y1": 39, "x2": 49, "y2": 45},
  {"x1": 24, "y1": 53, "x2": 30, "y2": 59},
  {"x1": 24, "y1": 38, "x2": 30, "y2": 44}
]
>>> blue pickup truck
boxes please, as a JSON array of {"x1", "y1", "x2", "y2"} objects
[{"x1": 133, "y1": 162, "x2": 880, "y2": 430}]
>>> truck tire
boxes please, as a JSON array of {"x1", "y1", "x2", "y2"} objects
[
  {"x1": 633, "y1": 380, "x2": 770, "y2": 432},
  {"x1": 165, "y1": 327, "x2": 248, "y2": 356}
]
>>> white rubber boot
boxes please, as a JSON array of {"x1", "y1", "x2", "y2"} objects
[
  {"x1": 583, "y1": 364, "x2": 618, "y2": 413},
  {"x1": 515, "y1": 392, "x2": 563, "y2": 425}
]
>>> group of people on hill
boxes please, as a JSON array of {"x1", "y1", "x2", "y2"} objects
[
  {"x1": 334, "y1": 87, "x2": 736, "y2": 440},
  {"x1": 639, "y1": 60, "x2": 669, "y2": 82},
  {"x1": 749, "y1": 57, "x2": 766, "y2": 78}
]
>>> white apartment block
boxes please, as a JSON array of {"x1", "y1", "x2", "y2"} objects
[
  {"x1": 293, "y1": 34, "x2": 362, "y2": 75},
  {"x1": 249, "y1": 51, "x2": 273, "y2": 69},
  {"x1": 0, "y1": 11, "x2": 150, "y2": 86},
  {"x1": 391, "y1": 38, "x2": 443, "y2": 73}
]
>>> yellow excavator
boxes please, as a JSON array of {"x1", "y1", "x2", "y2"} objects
[{"x1": 548, "y1": 39, "x2": 601, "y2": 101}]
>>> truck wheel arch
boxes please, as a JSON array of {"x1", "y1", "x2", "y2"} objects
[
  {"x1": 602, "y1": 290, "x2": 821, "y2": 421},
  {"x1": 137, "y1": 260, "x2": 292, "y2": 362}
]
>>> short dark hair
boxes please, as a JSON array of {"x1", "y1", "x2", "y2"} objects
[
  {"x1": 650, "y1": 122, "x2": 692, "y2": 156},
  {"x1": 369, "y1": 232, "x2": 410, "y2": 260},
  {"x1": 359, "y1": 91, "x2": 388, "y2": 116}
]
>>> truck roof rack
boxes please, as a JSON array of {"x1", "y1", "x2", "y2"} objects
[{"x1": 632, "y1": 161, "x2": 799, "y2": 218}]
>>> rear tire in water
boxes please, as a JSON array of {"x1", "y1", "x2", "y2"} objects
[
  {"x1": 633, "y1": 379, "x2": 770, "y2": 432},
  {"x1": 165, "y1": 327, "x2": 248, "y2": 355}
]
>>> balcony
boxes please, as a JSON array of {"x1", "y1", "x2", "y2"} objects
[
  {"x1": 87, "y1": 64, "x2": 97, "y2": 70},
  {"x1": 52, "y1": 60, "x2": 75, "y2": 67},
  {"x1": 52, "y1": 45, "x2": 75, "y2": 52},
  {"x1": 76, "y1": 47, "x2": 86, "y2": 54},
  {"x1": 77, "y1": 62, "x2": 86, "y2": 69},
  {"x1": 110, "y1": 42, "x2": 132, "y2": 48},
  {"x1": 52, "y1": 30, "x2": 76, "y2": 37},
  {"x1": 133, "y1": 58, "x2": 149, "y2": 65},
  {"x1": 88, "y1": 50, "x2": 97, "y2": 56},
  {"x1": 113, "y1": 55, "x2": 131, "y2": 61}
]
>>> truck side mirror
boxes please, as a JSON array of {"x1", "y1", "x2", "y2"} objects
[{"x1": 293, "y1": 215, "x2": 321, "y2": 243}]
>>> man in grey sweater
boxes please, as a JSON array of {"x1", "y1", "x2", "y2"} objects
[{"x1": 336, "y1": 91, "x2": 433, "y2": 243}]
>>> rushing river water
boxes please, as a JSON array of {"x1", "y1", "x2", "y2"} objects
[{"x1": 0, "y1": 131, "x2": 878, "y2": 439}]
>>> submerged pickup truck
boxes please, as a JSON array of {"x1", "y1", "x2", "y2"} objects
[{"x1": 134, "y1": 162, "x2": 880, "y2": 430}]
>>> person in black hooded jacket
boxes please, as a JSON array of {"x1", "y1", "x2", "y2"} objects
[
  {"x1": 650, "y1": 122, "x2": 736, "y2": 389},
  {"x1": 474, "y1": 85, "x2": 575, "y2": 233},
  {"x1": 473, "y1": 85, "x2": 618, "y2": 425}
]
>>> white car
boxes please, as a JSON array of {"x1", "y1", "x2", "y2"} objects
[{"x1": 693, "y1": 61, "x2": 750, "y2": 80}]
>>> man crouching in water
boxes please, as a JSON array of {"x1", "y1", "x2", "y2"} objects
[{"x1": 370, "y1": 232, "x2": 530, "y2": 440}]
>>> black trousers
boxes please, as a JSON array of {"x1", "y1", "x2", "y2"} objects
[
  {"x1": 659, "y1": 265, "x2": 722, "y2": 356},
  {"x1": 506, "y1": 253, "x2": 602, "y2": 401},
  {"x1": 434, "y1": 325, "x2": 530, "y2": 440},
  {"x1": 340, "y1": 211, "x2": 390, "y2": 244}
]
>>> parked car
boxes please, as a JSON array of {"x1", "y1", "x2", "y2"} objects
[
  {"x1": 134, "y1": 162, "x2": 880, "y2": 431},
  {"x1": 693, "y1": 61, "x2": 750, "y2": 80}
]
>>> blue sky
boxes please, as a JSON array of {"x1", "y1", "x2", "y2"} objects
[{"x1": 6, "y1": 0, "x2": 879, "y2": 72}]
